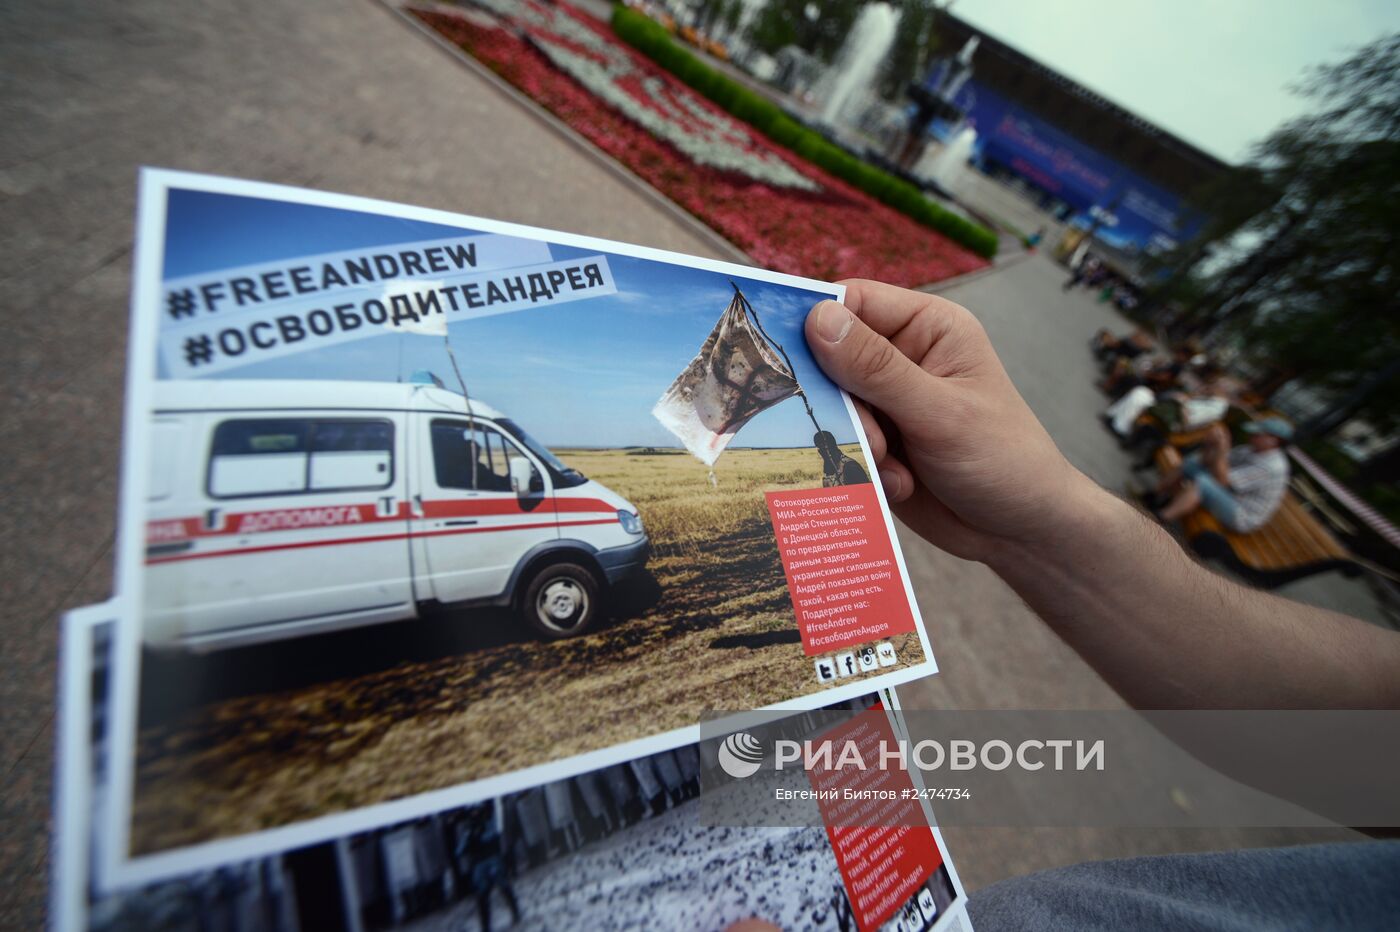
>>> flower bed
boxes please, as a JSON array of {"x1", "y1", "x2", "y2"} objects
[{"x1": 411, "y1": 1, "x2": 990, "y2": 287}]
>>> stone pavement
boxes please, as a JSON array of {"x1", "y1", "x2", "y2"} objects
[
  {"x1": 0, "y1": 0, "x2": 725, "y2": 925},
  {"x1": 0, "y1": 0, "x2": 1381, "y2": 924}
]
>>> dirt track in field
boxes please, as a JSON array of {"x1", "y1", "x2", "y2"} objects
[{"x1": 131, "y1": 446, "x2": 925, "y2": 854}]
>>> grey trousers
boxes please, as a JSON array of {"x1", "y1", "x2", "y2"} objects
[{"x1": 968, "y1": 841, "x2": 1400, "y2": 931}]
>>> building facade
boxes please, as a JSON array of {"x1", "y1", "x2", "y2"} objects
[{"x1": 923, "y1": 13, "x2": 1231, "y2": 258}]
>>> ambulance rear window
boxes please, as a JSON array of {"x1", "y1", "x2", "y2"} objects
[
  {"x1": 309, "y1": 421, "x2": 394, "y2": 491},
  {"x1": 209, "y1": 420, "x2": 310, "y2": 498},
  {"x1": 213, "y1": 420, "x2": 309, "y2": 456},
  {"x1": 207, "y1": 419, "x2": 393, "y2": 498}
]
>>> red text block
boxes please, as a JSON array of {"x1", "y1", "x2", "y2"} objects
[
  {"x1": 808, "y1": 706, "x2": 944, "y2": 931},
  {"x1": 766, "y1": 483, "x2": 916, "y2": 656}
]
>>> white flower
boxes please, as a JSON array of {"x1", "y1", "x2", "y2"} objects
[{"x1": 465, "y1": 0, "x2": 821, "y2": 192}]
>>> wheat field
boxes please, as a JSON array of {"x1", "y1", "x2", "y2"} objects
[
  {"x1": 558, "y1": 445, "x2": 864, "y2": 558},
  {"x1": 130, "y1": 443, "x2": 931, "y2": 853}
]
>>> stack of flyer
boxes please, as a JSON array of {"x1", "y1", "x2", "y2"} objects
[{"x1": 51, "y1": 171, "x2": 973, "y2": 931}]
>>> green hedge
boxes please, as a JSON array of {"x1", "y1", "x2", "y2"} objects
[{"x1": 610, "y1": 6, "x2": 999, "y2": 259}]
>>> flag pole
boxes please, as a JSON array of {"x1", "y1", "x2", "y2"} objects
[{"x1": 731, "y1": 282, "x2": 824, "y2": 435}]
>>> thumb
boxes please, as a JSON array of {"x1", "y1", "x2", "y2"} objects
[{"x1": 805, "y1": 299, "x2": 933, "y2": 415}]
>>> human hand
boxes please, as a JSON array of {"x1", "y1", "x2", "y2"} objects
[{"x1": 805, "y1": 279, "x2": 1095, "y2": 564}]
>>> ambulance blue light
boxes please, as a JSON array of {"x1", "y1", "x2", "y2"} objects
[{"x1": 408, "y1": 369, "x2": 445, "y2": 388}]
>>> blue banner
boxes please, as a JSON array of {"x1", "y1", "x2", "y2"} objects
[{"x1": 953, "y1": 81, "x2": 1205, "y2": 253}]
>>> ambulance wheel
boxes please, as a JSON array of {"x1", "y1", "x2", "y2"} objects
[{"x1": 521, "y1": 562, "x2": 600, "y2": 639}]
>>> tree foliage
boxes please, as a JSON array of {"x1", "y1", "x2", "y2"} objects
[
  {"x1": 745, "y1": 0, "x2": 943, "y2": 102},
  {"x1": 611, "y1": 5, "x2": 1000, "y2": 257},
  {"x1": 1169, "y1": 33, "x2": 1400, "y2": 434},
  {"x1": 693, "y1": 0, "x2": 745, "y2": 37},
  {"x1": 877, "y1": 0, "x2": 943, "y2": 100},
  {"x1": 745, "y1": 0, "x2": 864, "y2": 62}
]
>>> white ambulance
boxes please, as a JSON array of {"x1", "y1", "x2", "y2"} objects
[{"x1": 142, "y1": 374, "x2": 648, "y2": 650}]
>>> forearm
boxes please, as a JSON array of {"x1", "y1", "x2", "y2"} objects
[{"x1": 987, "y1": 474, "x2": 1400, "y2": 710}]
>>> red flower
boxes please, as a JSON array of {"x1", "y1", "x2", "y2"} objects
[{"x1": 411, "y1": 6, "x2": 989, "y2": 287}]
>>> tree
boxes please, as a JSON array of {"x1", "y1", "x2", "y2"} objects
[
  {"x1": 745, "y1": 0, "x2": 799, "y2": 54},
  {"x1": 746, "y1": 0, "x2": 865, "y2": 63},
  {"x1": 1160, "y1": 34, "x2": 1400, "y2": 437},
  {"x1": 1143, "y1": 165, "x2": 1280, "y2": 331},
  {"x1": 745, "y1": 0, "x2": 941, "y2": 104},
  {"x1": 694, "y1": 0, "x2": 727, "y2": 33},
  {"x1": 876, "y1": 0, "x2": 943, "y2": 101},
  {"x1": 722, "y1": 0, "x2": 744, "y2": 38}
]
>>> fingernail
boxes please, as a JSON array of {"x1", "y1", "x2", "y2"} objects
[
  {"x1": 879, "y1": 469, "x2": 903, "y2": 499},
  {"x1": 815, "y1": 301, "x2": 854, "y2": 343}
]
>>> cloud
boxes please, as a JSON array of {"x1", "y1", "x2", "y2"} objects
[
  {"x1": 380, "y1": 278, "x2": 447, "y2": 336},
  {"x1": 612, "y1": 283, "x2": 735, "y2": 316},
  {"x1": 519, "y1": 353, "x2": 664, "y2": 381},
  {"x1": 748, "y1": 287, "x2": 819, "y2": 326}
]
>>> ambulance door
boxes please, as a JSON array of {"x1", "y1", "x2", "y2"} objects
[
  {"x1": 410, "y1": 417, "x2": 555, "y2": 605},
  {"x1": 165, "y1": 415, "x2": 414, "y2": 640}
]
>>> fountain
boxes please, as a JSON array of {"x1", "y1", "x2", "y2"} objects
[
  {"x1": 940, "y1": 37, "x2": 979, "y2": 106},
  {"x1": 819, "y1": 3, "x2": 900, "y2": 126},
  {"x1": 926, "y1": 124, "x2": 978, "y2": 195},
  {"x1": 894, "y1": 36, "x2": 980, "y2": 172}
]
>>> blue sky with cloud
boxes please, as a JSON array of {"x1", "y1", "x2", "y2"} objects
[{"x1": 159, "y1": 188, "x2": 854, "y2": 449}]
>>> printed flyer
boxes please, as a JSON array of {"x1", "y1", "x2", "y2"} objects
[
  {"x1": 104, "y1": 170, "x2": 937, "y2": 881},
  {"x1": 55, "y1": 608, "x2": 971, "y2": 932}
]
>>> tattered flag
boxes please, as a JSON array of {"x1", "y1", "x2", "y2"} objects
[{"x1": 653, "y1": 292, "x2": 799, "y2": 466}]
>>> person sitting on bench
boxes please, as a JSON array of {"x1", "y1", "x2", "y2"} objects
[
  {"x1": 1102, "y1": 363, "x2": 1232, "y2": 440},
  {"x1": 1091, "y1": 328, "x2": 1153, "y2": 364},
  {"x1": 1100, "y1": 345, "x2": 1192, "y2": 399},
  {"x1": 1152, "y1": 417, "x2": 1293, "y2": 532}
]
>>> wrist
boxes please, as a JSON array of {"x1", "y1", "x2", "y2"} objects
[
  {"x1": 981, "y1": 472, "x2": 1175, "y2": 643},
  {"x1": 984, "y1": 468, "x2": 1129, "y2": 580}
]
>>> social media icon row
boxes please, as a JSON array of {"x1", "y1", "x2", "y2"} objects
[
  {"x1": 814, "y1": 641, "x2": 898, "y2": 682},
  {"x1": 895, "y1": 886, "x2": 939, "y2": 931}
]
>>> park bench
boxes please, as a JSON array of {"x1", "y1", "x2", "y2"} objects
[
  {"x1": 1134, "y1": 415, "x2": 1218, "y2": 450},
  {"x1": 1154, "y1": 446, "x2": 1362, "y2": 588}
]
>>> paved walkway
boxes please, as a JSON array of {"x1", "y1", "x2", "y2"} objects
[
  {"x1": 0, "y1": 0, "x2": 1381, "y2": 923},
  {"x1": 933, "y1": 254, "x2": 1388, "y2": 629},
  {"x1": 0, "y1": 0, "x2": 724, "y2": 924}
]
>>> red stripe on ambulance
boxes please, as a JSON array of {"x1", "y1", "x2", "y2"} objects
[
  {"x1": 145, "y1": 498, "x2": 619, "y2": 543},
  {"x1": 144, "y1": 518, "x2": 620, "y2": 565}
]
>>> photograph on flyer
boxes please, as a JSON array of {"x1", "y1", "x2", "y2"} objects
[
  {"x1": 111, "y1": 173, "x2": 935, "y2": 866},
  {"x1": 58, "y1": 610, "x2": 960, "y2": 932}
]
